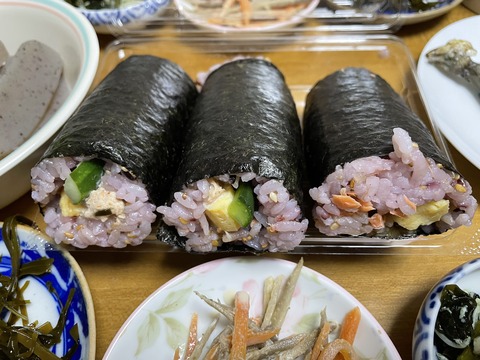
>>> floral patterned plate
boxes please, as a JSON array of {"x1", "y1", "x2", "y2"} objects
[{"x1": 103, "y1": 257, "x2": 401, "y2": 359}]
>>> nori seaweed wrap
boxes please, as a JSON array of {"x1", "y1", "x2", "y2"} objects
[
  {"x1": 304, "y1": 67, "x2": 477, "y2": 237},
  {"x1": 157, "y1": 58, "x2": 308, "y2": 253},
  {"x1": 31, "y1": 55, "x2": 198, "y2": 248}
]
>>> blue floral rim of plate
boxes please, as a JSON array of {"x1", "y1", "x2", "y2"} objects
[
  {"x1": 0, "y1": 223, "x2": 94, "y2": 360},
  {"x1": 79, "y1": 0, "x2": 170, "y2": 26},
  {"x1": 412, "y1": 258, "x2": 480, "y2": 360}
]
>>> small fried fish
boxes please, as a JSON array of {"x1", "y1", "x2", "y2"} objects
[{"x1": 426, "y1": 39, "x2": 480, "y2": 97}]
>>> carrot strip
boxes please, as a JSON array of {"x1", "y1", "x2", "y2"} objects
[
  {"x1": 311, "y1": 321, "x2": 330, "y2": 359},
  {"x1": 222, "y1": 327, "x2": 279, "y2": 349},
  {"x1": 190, "y1": 316, "x2": 219, "y2": 360},
  {"x1": 183, "y1": 312, "x2": 198, "y2": 360},
  {"x1": 173, "y1": 347, "x2": 181, "y2": 360},
  {"x1": 204, "y1": 343, "x2": 220, "y2": 360},
  {"x1": 237, "y1": 0, "x2": 252, "y2": 25},
  {"x1": 230, "y1": 291, "x2": 250, "y2": 360},
  {"x1": 339, "y1": 307, "x2": 361, "y2": 344},
  {"x1": 246, "y1": 327, "x2": 279, "y2": 346},
  {"x1": 319, "y1": 339, "x2": 357, "y2": 360}
]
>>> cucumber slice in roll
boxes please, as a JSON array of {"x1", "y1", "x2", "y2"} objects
[
  {"x1": 228, "y1": 182, "x2": 254, "y2": 228},
  {"x1": 64, "y1": 159, "x2": 105, "y2": 204}
]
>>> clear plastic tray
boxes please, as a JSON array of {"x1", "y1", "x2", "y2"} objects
[
  {"x1": 97, "y1": 0, "x2": 462, "y2": 37},
  {"x1": 101, "y1": 0, "x2": 406, "y2": 37},
  {"x1": 89, "y1": 33, "x2": 475, "y2": 255}
]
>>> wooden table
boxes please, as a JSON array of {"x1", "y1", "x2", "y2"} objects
[{"x1": 1, "y1": 5, "x2": 479, "y2": 359}]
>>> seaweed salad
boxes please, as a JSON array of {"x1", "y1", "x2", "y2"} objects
[
  {"x1": 435, "y1": 284, "x2": 480, "y2": 359},
  {"x1": 0, "y1": 215, "x2": 78, "y2": 359}
]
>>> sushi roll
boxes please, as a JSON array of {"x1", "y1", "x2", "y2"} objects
[
  {"x1": 304, "y1": 67, "x2": 477, "y2": 237},
  {"x1": 157, "y1": 58, "x2": 308, "y2": 253},
  {"x1": 31, "y1": 55, "x2": 198, "y2": 248}
]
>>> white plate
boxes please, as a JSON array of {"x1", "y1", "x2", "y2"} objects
[
  {"x1": 175, "y1": 0, "x2": 320, "y2": 33},
  {"x1": 417, "y1": 15, "x2": 480, "y2": 170},
  {"x1": 413, "y1": 258, "x2": 480, "y2": 359},
  {"x1": 104, "y1": 257, "x2": 401, "y2": 359}
]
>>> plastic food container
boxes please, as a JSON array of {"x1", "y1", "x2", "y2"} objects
[
  {"x1": 86, "y1": 32, "x2": 478, "y2": 255},
  {"x1": 99, "y1": 0, "x2": 405, "y2": 36}
]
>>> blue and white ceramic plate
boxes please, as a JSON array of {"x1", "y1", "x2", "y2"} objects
[
  {"x1": 77, "y1": 0, "x2": 170, "y2": 34},
  {"x1": 104, "y1": 257, "x2": 401, "y2": 359},
  {"x1": 394, "y1": 0, "x2": 462, "y2": 25},
  {"x1": 412, "y1": 258, "x2": 480, "y2": 359},
  {"x1": 0, "y1": 221, "x2": 95, "y2": 360}
]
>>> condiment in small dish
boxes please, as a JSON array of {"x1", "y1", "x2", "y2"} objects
[
  {"x1": 68, "y1": 0, "x2": 170, "y2": 34},
  {"x1": 0, "y1": 216, "x2": 95, "y2": 359},
  {"x1": 413, "y1": 258, "x2": 480, "y2": 359}
]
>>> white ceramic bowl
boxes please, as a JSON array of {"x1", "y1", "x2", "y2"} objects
[
  {"x1": 412, "y1": 258, "x2": 480, "y2": 359},
  {"x1": 76, "y1": 0, "x2": 170, "y2": 34},
  {"x1": 0, "y1": 0, "x2": 99, "y2": 209}
]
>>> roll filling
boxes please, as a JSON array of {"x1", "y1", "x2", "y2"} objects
[
  {"x1": 32, "y1": 157, "x2": 156, "y2": 247},
  {"x1": 158, "y1": 173, "x2": 307, "y2": 252},
  {"x1": 309, "y1": 127, "x2": 476, "y2": 236}
]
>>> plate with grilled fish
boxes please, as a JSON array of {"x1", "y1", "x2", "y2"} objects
[{"x1": 417, "y1": 15, "x2": 480, "y2": 170}]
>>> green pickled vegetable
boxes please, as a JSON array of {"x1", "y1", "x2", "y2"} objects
[
  {"x1": 408, "y1": 0, "x2": 443, "y2": 11},
  {"x1": 0, "y1": 215, "x2": 78, "y2": 359},
  {"x1": 65, "y1": 0, "x2": 123, "y2": 10},
  {"x1": 228, "y1": 182, "x2": 254, "y2": 228},
  {"x1": 435, "y1": 284, "x2": 480, "y2": 360},
  {"x1": 64, "y1": 159, "x2": 105, "y2": 204},
  {"x1": 458, "y1": 347, "x2": 476, "y2": 360}
]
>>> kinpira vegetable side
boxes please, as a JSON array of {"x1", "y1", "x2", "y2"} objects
[
  {"x1": 31, "y1": 55, "x2": 198, "y2": 248},
  {"x1": 157, "y1": 58, "x2": 308, "y2": 253},
  {"x1": 304, "y1": 67, "x2": 477, "y2": 238}
]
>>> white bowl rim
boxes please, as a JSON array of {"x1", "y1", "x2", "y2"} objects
[{"x1": 0, "y1": 0, "x2": 99, "y2": 176}]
